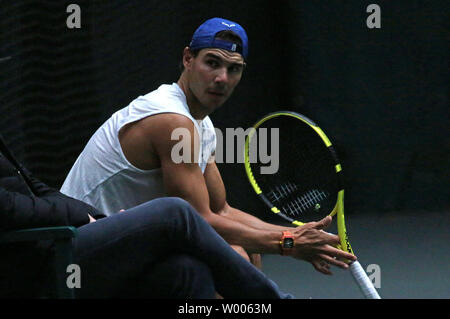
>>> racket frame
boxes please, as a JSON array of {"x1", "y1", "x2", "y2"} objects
[
  {"x1": 244, "y1": 111, "x2": 353, "y2": 254},
  {"x1": 244, "y1": 111, "x2": 381, "y2": 299}
]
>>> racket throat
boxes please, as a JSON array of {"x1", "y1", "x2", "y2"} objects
[{"x1": 336, "y1": 190, "x2": 354, "y2": 255}]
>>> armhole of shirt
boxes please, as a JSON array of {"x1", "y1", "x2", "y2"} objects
[{"x1": 115, "y1": 111, "x2": 202, "y2": 173}]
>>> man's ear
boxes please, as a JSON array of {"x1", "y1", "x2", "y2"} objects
[{"x1": 182, "y1": 47, "x2": 194, "y2": 70}]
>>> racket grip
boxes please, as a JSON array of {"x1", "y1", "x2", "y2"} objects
[{"x1": 349, "y1": 261, "x2": 381, "y2": 299}]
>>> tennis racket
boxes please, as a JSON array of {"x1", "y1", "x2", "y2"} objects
[{"x1": 244, "y1": 111, "x2": 380, "y2": 299}]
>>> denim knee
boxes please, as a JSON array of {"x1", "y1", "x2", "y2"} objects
[
  {"x1": 153, "y1": 197, "x2": 199, "y2": 219},
  {"x1": 162, "y1": 197, "x2": 194, "y2": 211}
]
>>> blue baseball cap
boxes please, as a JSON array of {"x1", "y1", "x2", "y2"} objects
[{"x1": 189, "y1": 17, "x2": 249, "y2": 60}]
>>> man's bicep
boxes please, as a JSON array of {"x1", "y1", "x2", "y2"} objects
[
  {"x1": 160, "y1": 157, "x2": 214, "y2": 218},
  {"x1": 149, "y1": 116, "x2": 212, "y2": 216},
  {"x1": 204, "y1": 161, "x2": 227, "y2": 213}
]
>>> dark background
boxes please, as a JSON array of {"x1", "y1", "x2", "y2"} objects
[{"x1": 0, "y1": 0, "x2": 448, "y2": 221}]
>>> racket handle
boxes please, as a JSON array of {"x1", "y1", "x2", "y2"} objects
[{"x1": 349, "y1": 261, "x2": 381, "y2": 299}]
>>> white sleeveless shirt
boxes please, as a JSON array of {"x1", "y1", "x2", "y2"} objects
[{"x1": 60, "y1": 83, "x2": 216, "y2": 215}]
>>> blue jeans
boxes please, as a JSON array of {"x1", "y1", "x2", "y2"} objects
[{"x1": 73, "y1": 197, "x2": 293, "y2": 299}]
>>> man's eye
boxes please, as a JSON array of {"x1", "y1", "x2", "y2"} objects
[
  {"x1": 207, "y1": 60, "x2": 219, "y2": 67},
  {"x1": 229, "y1": 65, "x2": 242, "y2": 73}
]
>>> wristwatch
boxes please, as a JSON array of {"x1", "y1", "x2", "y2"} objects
[{"x1": 279, "y1": 231, "x2": 295, "y2": 255}]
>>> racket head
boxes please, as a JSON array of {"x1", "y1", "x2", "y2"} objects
[{"x1": 244, "y1": 111, "x2": 353, "y2": 253}]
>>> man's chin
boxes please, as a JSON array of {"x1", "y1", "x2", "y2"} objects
[{"x1": 203, "y1": 99, "x2": 226, "y2": 112}]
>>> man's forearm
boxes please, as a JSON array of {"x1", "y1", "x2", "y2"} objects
[
  {"x1": 219, "y1": 204, "x2": 294, "y2": 232},
  {"x1": 203, "y1": 210, "x2": 282, "y2": 254}
]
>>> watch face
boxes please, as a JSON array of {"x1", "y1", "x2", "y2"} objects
[{"x1": 283, "y1": 238, "x2": 294, "y2": 248}]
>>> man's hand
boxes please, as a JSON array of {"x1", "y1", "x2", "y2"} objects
[{"x1": 292, "y1": 216, "x2": 357, "y2": 275}]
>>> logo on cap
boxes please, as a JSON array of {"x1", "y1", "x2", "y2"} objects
[{"x1": 221, "y1": 22, "x2": 236, "y2": 27}]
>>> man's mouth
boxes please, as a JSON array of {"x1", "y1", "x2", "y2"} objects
[{"x1": 208, "y1": 91, "x2": 225, "y2": 96}]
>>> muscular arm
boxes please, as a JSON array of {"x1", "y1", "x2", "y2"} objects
[
  {"x1": 204, "y1": 160, "x2": 288, "y2": 232},
  {"x1": 128, "y1": 114, "x2": 281, "y2": 254},
  {"x1": 120, "y1": 113, "x2": 356, "y2": 273}
]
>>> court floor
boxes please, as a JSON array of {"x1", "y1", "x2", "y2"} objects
[{"x1": 261, "y1": 211, "x2": 449, "y2": 299}]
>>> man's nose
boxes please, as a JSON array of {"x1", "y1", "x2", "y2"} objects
[{"x1": 214, "y1": 67, "x2": 228, "y2": 84}]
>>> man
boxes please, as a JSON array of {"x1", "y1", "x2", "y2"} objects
[
  {"x1": 61, "y1": 17, "x2": 356, "y2": 273},
  {"x1": 0, "y1": 133, "x2": 291, "y2": 298}
]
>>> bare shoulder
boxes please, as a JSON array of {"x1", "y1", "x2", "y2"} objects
[
  {"x1": 138, "y1": 113, "x2": 198, "y2": 145},
  {"x1": 140, "y1": 113, "x2": 195, "y2": 130},
  {"x1": 119, "y1": 113, "x2": 196, "y2": 170},
  {"x1": 120, "y1": 113, "x2": 195, "y2": 142}
]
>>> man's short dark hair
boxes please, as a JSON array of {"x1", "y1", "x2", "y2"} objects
[{"x1": 179, "y1": 30, "x2": 243, "y2": 73}]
